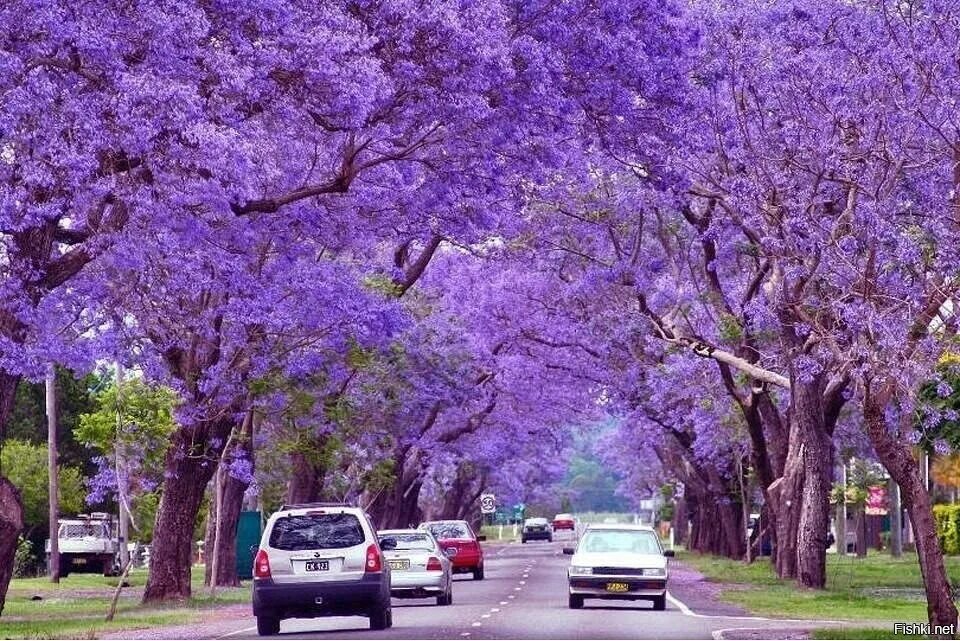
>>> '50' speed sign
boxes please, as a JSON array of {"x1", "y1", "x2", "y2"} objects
[{"x1": 480, "y1": 494, "x2": 496, "y2": 513}]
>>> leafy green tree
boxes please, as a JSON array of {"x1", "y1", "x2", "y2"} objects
[
  {"x1": 75, "y1": 378, "x2": 178, "y2": 541},
  {"x1": 5, "y1": 368, "x2": 103, "y2": 476},
  {"x1": 0, "y1": 440, "x2": 85, "y2": 538},
  {"x1": 566, "y1": 456, "x2": 630, "y2": 512},
  {"x1": 75, "y1": 377, "x2": 178, "y2": 493}
]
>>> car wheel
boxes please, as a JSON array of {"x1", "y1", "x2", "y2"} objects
[
  {"x1": 370, "y1": 603, "x2": 391, "y2": 630},
  {"x1": 437, "y1": 589, "x2": 452, "y2": 606},
  {"x1": 548, "y1": 536, "x2": 553, "y2": 543},
  {"x1": 569, "y1": 594, "x2": 584, "y2": 609},
  {"x1": 472, "y1": 566, "x2": 484, "y2": 580},
  {"x1": 652, "y1": 595, "x2": 666, "y2": 611},
  {"x1": 521, "y1": 538, "x2": 527, "y2": 544},
  {"x1": 256, "y1": 616, "x2": 280, "y2": 636}
]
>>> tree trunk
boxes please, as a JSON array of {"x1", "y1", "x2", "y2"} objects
[
  {"x1": 143, "y1": 418, "x2": 234, "y2": 603},
  {"x1": 707, "y1": 467, "x2": 745, "y2": 558},
  {"x1": 855, "y1": 508, "x2": 867, "y2": 557},
  {"x1": 0, "y1": 479, "x2": 23, "y2": 616},
  {"x1": 204, "y1": 470, "x2": 247, "y2": 587},
  {"x1": 672, "y1": 497, "x2": 688, "y2": 546},
  {"x1": 793, "y1": 376, "x2": 831, "y2": 589},
  {"x1": 835, "y1": 501, "x2": 846, "y2": 556},
  {"x1": 770, "y1": 447, "x2": 803, "y2": 579},
  {"x1": 286, "y1": 450, "x2": 322, "y2": 505},
  {"x1": 205, "y1": 412, "x2": 254, "y2": 588},
  {"x1": 864, "y1": 388, "x2": 958, "y2": 631},
  {"x1": 742, "y1": 392, "x2": 783, "y2": 564},
  {"x1": 0, "y1": 371, "x2": 24, "y2": 615},
  {"x1": 368, "y1": 449, "x2": 425, "y2": 529}
]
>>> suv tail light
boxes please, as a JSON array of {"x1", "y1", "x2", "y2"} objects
[
  {"x1": 426, "y1": 556, "x2": 442, "y2": 571},
  {"x1": 254, "y1": 549, "x2": 271, "y2": 579},
  {"x1": 365, "y1": 544, "x2": 382, "y2": 572}
]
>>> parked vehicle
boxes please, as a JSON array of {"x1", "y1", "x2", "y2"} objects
[
  {"x1": 252, "y1": 503, "x2": 394, "y2": 636},
  {"x1": 552, "y1": 513, "x2": 576, "y2": 531},
  {"x1": 522, "y1": 517, "x2": 553, "y2": 543},
  {"x1": 418, "y1": 520, "x2": 486, "y2": 580},
  {"x1": 45, "y1": 513, "x2": 120, "y2": 577},
  {"x1": 563, "y1": 524, "x2": 674, "y2": 611},
  {"x1": 378, "y1": 529, "x2": 453, "y2": 605}
]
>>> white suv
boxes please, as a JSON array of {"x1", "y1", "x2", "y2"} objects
[{"x1": 252, "y1": 503, "x2": 396, "y2": 635}]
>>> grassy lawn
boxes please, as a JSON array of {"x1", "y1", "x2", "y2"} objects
[
  {"x1": 678, "y1": 550, "x2": 959, "y2": 623},
  {"x1": 3, "y1": 566, "x2": 248, "y2": 639}
]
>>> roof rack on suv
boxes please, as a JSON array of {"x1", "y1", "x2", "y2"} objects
[{"x1": 278, "y1": 502, "x2": 353, "y2": 511}]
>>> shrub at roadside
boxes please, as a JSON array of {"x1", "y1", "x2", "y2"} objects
[{"x1": 932, "y1": 504, "x2": 960, "y2": 554}]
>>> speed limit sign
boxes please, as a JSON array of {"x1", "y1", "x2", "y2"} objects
[{"x1": 480, "y1": 494, "x2": 496, "y2": 514}]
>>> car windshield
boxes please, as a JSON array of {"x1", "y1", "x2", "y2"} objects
[
  {"x1": 555, "y1": 514, "x2": 572, "y2": 520},
  {"x1": 270, "y1": 514, "x2": 365, "y2": 551},
  {"x1": 579, "y1": 530, "x2": 661, "y2": 555},
  {"x1": 381, "y1": 533, "x2": 435, "y2": 551},
  {"x1": 525, "y1": 518, "x2": 548, "y2": 526},
  {"x1": 424, "y1": 522, "x2": 470, "y2": 539}
]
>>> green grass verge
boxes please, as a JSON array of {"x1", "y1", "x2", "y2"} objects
[
  {"x1": 678, "y1": 550, "x2": 958, "y2": 622},
  {"x1": 3, "y1": 566, "x2": 248, "y2": 639},
  {"x1": 811, "y1": 627, "x2": 925, "y2": 639},
  {"x1": 0, "y1": 612, "x2": 200, "y2": 640},
  {"x1": 480, "y1": 524, "x2": 520, "y2": 542}
]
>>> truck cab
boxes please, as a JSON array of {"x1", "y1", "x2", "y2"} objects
[{"x1": 46, "y1": 513, "x2": 120, "y2": 577}]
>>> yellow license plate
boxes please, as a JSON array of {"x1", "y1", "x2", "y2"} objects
[{"x1": 606, "y1": 582, "x2": 629, "y2": 593}]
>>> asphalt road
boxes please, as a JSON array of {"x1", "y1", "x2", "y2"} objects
[{"x1": 217, "y1": 534, "x2": 830, "y2": 640}]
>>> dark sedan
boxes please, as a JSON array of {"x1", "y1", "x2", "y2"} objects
[{"x1": 521, "y1": 517, "x2": 553, "y2": 543}]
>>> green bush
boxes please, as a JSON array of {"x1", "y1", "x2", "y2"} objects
[
  {"x1": 933, "y1": 504, "x2": 960, "y2": 554},
  {"x1": 13, "y1": 536, "x2": 38, "y2": 578}
]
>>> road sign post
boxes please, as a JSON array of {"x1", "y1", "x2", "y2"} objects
[
  {"x1": 480, "y1": 494, "x2": 496, "y2": 527},
  {"x1": 480, "y1": 493, "x2": 496, "y2": 518}
]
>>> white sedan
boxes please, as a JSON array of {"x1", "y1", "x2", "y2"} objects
[
  {"x1": 378, "y1": 529, "x2": 454, "y2": 606},
  {"x1": 564, "y1": 524, "x2": 674, "y2": 610}
]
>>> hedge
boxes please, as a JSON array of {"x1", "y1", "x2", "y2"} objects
[{"x1": 933, "y1": 504, "x2": 960, "y2": 554}]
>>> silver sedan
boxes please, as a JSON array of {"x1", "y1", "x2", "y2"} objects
[{"x1": 378, "y1": 529, "x2": 453, "y2": 606}]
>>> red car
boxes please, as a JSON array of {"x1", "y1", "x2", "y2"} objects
[
  {"x1": 553, "y1": 513, "x2": 576, "y2": 530},
  {"x1": 419, "y1": 520, "x2": 485, "y2": 580}
]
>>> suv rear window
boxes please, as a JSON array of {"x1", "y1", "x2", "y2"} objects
[
  {"x1": 425, "y1": 522, "x2": 470, "y2": 539},
  {"x1": 269, "y1": 514, "x2": 365, "y2": 551}
]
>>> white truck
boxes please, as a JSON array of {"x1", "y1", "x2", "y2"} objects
[{"x1": 46, "y1": 513, "x2": 120, "y2": 577}]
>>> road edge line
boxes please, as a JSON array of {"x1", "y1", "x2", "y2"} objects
[
  {"x1": 666, "y1": 591, "x2": 844, "y2": 625},
  {"x1": 216, "y1": 625, "x2": 257, "y2": 639}
]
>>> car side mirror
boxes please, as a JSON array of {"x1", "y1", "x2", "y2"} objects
[
  {"x1": 477, "y1": 535, "x2": 487, "y2": 542},
  {"x1": 443, "y1": 548, "x2": 456, "y2": 557},
  {"x1": 562, "y1": 547, "x2": 575, "y2": 555},
  {"x1": 380, "y1": 537, "x2": 397, "y2": 551},
  {"x1": 663, "y1": 549, "x2": 675, "y2": 557}
]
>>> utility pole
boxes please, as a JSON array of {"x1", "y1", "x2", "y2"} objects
[
  {"x1": 836, "y1": 460, "x2": 846, "y2": 555},
  {"x1": 115, "y1": 363, "x2": 130, "y2": 570},
  {"x1": 890, "y1": 479, "x2": 902, "y2": 557},
  {"x1": 46, "y1": 365, "x2": 60, "y2": 583}
]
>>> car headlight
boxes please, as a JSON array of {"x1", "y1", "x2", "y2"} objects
[
  {"x1": 642, "y1": 567, "x2": 666, "y2": 577},
  {"x1": 570, "y1": 566, "x2": 593, "y2": 575}
]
